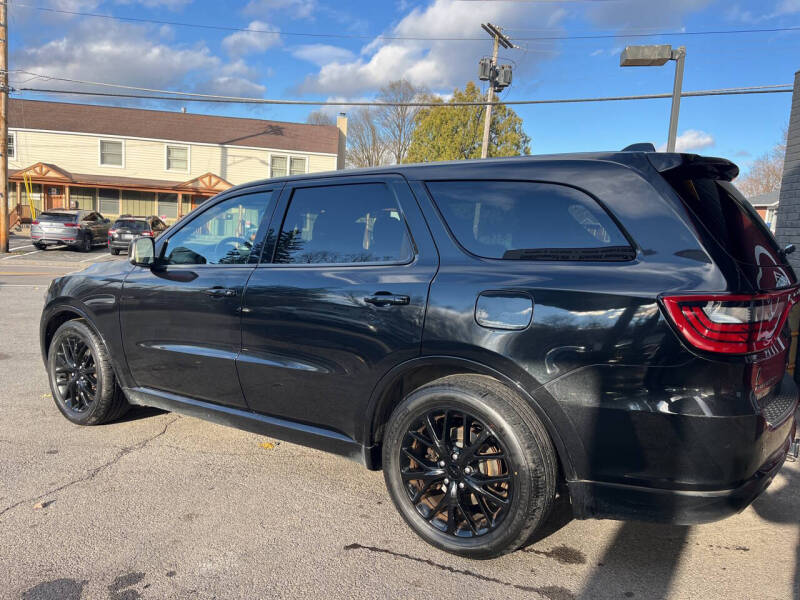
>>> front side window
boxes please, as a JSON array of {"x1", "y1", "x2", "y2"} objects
[
  {"x1": 270, "y1": 183, "x2": 412, "y2": 265},
  {"x1": 427, "y1": 180, "x2": 633, "y2": 261},
  {"x1": 271, "y1": 155, "x2": 287, "y2": 178},
  {"x1": 166, "y1": 145, "x2": 189, "y2": 171},
  {"x1": 100, "y1": 140, "x2": 123, "y2": 166},
  {"x1": 164, "y1": 191, "x2": 273, "y2": 265}
]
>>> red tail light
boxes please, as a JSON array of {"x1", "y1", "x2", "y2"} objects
[
  {"x1": 64, "y1": 222, "x2": 78, "y2": 227},
  {"x1": 661, "y1": 289, "x2": 800, "y2": 354},
  {"x1": 108, "y1": 229, "x2": 117, "y2": 236},
  {"x1": 141, "y1": 231, "x2": 154, "y2": 237},
  {"x1": 32, "y1": 220, "x2": 39, "y2": 225}
]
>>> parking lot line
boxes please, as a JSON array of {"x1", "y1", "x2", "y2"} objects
[
  {"x1": 10, "y1": 244, "x2": 35, "y2": 251},
  {"x1": 0, "y1": 250, "x2": 41, "y2": 260}
]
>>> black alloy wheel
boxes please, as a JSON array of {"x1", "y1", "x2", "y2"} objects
[
  {"x1": 400, "y1": 408, "x2": 513, "y2": 538},
  {"x1": 383, "y1": 374, "x2": 558, "y2": 559},
  {"x1": 47, "y1": 320, "x2": 129, "y2": 425},
  {"x1": 53, "y1": 334, "x2": 98, "y2": 413}
]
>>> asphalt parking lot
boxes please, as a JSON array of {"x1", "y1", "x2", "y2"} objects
[{"x1": 0, "y1": 248, "x2": 799, "y2": 599}]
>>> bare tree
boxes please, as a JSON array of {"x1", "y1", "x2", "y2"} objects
[
  {"x1": 376, "y1": 79, "x2": 427, "y2": 164},
  {"x1": 306, "y1": 110, "x2": 335, "y2": 125},
  {"x1": 346, "y1": 107, "x2": 387, "y2": 168},
  {"x1": 736, "y1": 127, "x2": 788, "y2": 197}
]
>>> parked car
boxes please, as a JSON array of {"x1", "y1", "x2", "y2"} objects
[
  {"x1": 108, "y1": 216, "x2": 168, "y2": 255},
  {"x1": 31, "y1": 210, "x2": 112, "y2": 252},
  {"x1": 40, "y1": 151, "x2": 800, "y2": 558}
]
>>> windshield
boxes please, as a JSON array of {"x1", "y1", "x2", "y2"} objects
[
  {"x1": 114, "y1": 220, "x2": 149, "y2": 231},
  {"x1": 39, "y1": 212, "x2": 76, "y2": 223}
]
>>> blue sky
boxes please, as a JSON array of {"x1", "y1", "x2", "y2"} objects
[{"x1": 7, "y1": 0, "x2": 800, "y2": 173}]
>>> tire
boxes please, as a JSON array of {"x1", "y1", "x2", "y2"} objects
[
  {"x1": 47, "y1": 319, "x2": 129, "y2": 425},
  {"x1": 34, "y1": 242, "x2": 46, "y2": 250},
  {"x1": 383, "y1": 374, "x2": 557, "y2": 559},
  {"x1": 111, "y1": 248, "x2": 120, "y2": 255},
  {"x1": 80, "y1": 234, "x2": 92, "y2": 252}
]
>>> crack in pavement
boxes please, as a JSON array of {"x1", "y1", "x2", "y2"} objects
[{"x1": 0, "y1": 416, "x2": 181, "y2": 520}]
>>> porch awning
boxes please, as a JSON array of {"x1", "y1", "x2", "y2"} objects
[{"x1": 10, "y1": 162, "x2": 233, "y2": 195}]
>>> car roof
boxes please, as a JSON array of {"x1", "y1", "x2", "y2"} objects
[
  {"x1": 42, "y1": 209, "x2": 81, "y2": 215},
  {"x1": 228, "y1": 151, "x2": 737, "y2": 194}
]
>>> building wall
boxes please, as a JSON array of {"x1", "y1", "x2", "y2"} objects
[
  {"x1": 775, "y1": 70, "x2": 800, "y2": 272},
  {"x1": 8, "y1": 129, "x2": 338, "y2": 186}
]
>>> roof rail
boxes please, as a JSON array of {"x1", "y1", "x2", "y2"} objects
[{"x1": 621, "y1": 143, "x2": 656, "y2": 152}]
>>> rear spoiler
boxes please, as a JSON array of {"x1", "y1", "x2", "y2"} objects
[{"x1": 647, "y1": 153, "x2": 739, "y2": 181}]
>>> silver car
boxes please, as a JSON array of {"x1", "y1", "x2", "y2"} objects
[{"x1": 31, "y1": 210, "x2": 112, "y2": 252}]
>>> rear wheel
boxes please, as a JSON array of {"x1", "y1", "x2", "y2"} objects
[
  {"x1": 80, "y1": 234, "x2": 92, "y2": 252},
  {"x1": 47, "y1": 320, "x2": 129, "y2": 425},
  {"x1": 383, "y1": 374, "x2": 557, "y2": 559},
  {"x1": 34, "y1": 242, "x2": 46, "y2": 250},
  {"x1": 110, "y1": 248, "x2": 120, "y2": 255}
]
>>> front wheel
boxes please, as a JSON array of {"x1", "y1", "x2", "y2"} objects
[
  {"x1": 383, "y1": 374, "x2": 557, "y2": 559},
  {"x1": 47, "y1": 320, "x2": 129, "y2": 425}
]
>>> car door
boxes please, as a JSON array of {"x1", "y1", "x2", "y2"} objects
[
  {"x1": 120, "y1": 187, "x2": 278, "y2": 408},
  {"x1": 238, "y1": 176, "x2": 438, "y2": 441}
]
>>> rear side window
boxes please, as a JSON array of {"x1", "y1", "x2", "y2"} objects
[
  {"x1": 38, "y1": 212, "x2": 75, "y2": 223},
  {"x1": 427, "y1": 180, "x2": 633, "y2": 260},
  {"x1": 271, "y1": 183, "x2": 412, "y2": 264}
]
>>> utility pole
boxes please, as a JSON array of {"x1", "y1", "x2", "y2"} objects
[
  {"x1": 479, "y1": 23, "x2": 514, "y2": 159},
  {"x1": 0, "y1": 0, "x2": 7, "y2": 253}
]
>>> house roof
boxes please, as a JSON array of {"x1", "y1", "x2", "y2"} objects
[
  {"x1": 9, "y1": 99, "x2": 339, "y2": 155},
  {"x1": 746, "y1": 190, "x2": 780, "y2": 207}
]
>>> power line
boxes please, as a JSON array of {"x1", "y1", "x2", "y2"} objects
[
  {"x1": 10, "y1": 2, "x2": 800, "y2": 42},
  {"x1": 15, "y1": 84, "x2": 793, "y2": 107}
]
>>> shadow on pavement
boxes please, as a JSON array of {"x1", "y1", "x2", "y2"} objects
[
  {"x1": 750, "y1": 460, "x2": 800, "y2": 600},
  {"x1": 114, "y1": 405, "x2": 166, "y2": 424},
  {"x1": 578, "y1": 522, "x2": 691, "y2": 599}
]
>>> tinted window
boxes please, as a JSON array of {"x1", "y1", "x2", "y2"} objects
[
  {"x1": 164, "y1": 191, "x2": 273, "y2": 265},
  {"x1": 114, "y1": 219, "x2": 149, "y2": 232},
  {"x1": 39, "y1": 212, "x2": 76, "y2": 223},
  {"x1": 427, "y1": 181, "x2": 632, "y2": 261},
  {"x1": 665, "y1": 176, "x2": 783, "y2": 267},
  {"x1": 271, "y1": 183, "x2": 412, "y2": 264}
]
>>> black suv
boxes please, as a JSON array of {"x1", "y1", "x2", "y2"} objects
[
  {"x1": 40, "y1": 152, "x2": 800, "y2": 558},
  {"x1": 107, "y1": 216, "x2": 168, "y2": 255}
]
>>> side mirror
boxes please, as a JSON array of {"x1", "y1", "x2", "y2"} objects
[{"x1": 130, "y1": 236, "x2": 156, "y2": 267}]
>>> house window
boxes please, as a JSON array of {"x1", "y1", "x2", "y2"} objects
[
  {"x1": 271, "y1": 155, "x2": 287, "y2": 178},
  {"x1": 290, "y1": 157, "x2": 307, "y2": 176},
  {"x1": 159, "y1": 193, "x2": 178, "y2": 219},
  {"x1": 99, "y1": 140, "x2": 124, "y2": 167},
  {"x1": 166, "y1": 145, "x2": 189, "y2": 171},
  {"x1": 7, "y1": 132, "x2": 15, "y2": 159}
]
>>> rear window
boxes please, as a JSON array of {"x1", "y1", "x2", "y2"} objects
[
  {"x1": 664, "y1": 176, "x2": 782, "y2": 267},
  {"x1": 113, "y1": 219, "x2": 149, "y2": 231},
  {"x1": 426, "y1": 180, "x2": 633, "y2": 261},
  {"x1": 39, "y1": 212, "x2": 76, "y2": 223}
]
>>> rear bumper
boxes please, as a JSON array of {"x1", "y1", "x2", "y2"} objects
[
  {"x1": 568, "y1": 416, "x2": 797, "y2": 525},
  {"x1": 31, "y1": 235, "x2": 80, "y2": 246},
  {"x1": 108, "y1": 239, "x2": 132, "y2": 250}
]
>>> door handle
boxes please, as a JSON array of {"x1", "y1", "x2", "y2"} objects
[
  {"x1": 364, "y1": 293, "x2": 410, "y2": 307},
  {"x1": 204, "y1": 287, "x2": 237, "y2": 297}
]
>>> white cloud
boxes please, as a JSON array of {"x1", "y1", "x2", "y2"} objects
[
  {"x1": 13, "y1": 21, "x2": 266, "y2": 99},
  {"x1": 244, "y1": 0, "x2": 316, "y2": 19},
  {"x1": 657, "y1": 130, "x2": 715, "y2": 153},
  {"x1": 298, "y1": 0, "x2": 568, "y2": 96},
  {"x1": 774, "y1": 0, "x2": 800, "y2": 15},
  {"x1": 115, "y1": 0, "x2": 193, "y2": 9},
  {"x1": 222, "y1": 21, "x2": 281, "y2": 56},
  {"x1": 292, "y1": 44, "x2": 355, "y2": 66}
]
